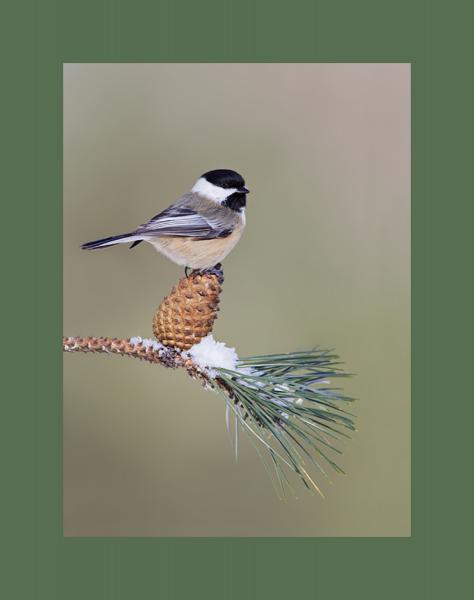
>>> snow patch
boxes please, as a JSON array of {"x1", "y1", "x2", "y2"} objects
[
  {"x1": 187, "y1": 335, "x2": 238, "y2": 377},
  {"x1": 129, "y1": 336, "x2": 164, "y2": 352}
]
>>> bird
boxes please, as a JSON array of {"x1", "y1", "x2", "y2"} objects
[{"x1": 81, "y1": 169, "x2": 249, "y2": 272}]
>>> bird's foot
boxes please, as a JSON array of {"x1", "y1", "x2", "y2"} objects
[{"x1": 190, "y1": 263, "x2": 224, "y2": 284}]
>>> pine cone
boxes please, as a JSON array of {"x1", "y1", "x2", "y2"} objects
[{"x1": 153, "y1": 269, "x2": 224, "y2": 351}]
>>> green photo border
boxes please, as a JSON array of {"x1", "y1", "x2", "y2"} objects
[{"x1": 5, "y1": 0, "x2": 451, "y2": 597}]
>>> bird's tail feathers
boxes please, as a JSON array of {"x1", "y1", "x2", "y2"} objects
[{"x1": 81, "y1": 233, "x2": 142, "y2": 250}]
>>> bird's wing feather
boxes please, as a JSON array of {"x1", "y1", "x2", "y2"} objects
[{"x1": 135, "y1": 203, "x2": 232, "y2": 239}]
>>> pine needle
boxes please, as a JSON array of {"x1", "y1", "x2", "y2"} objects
[{"x1": 212, "y1": 348, "x2": 354, "y2": 496}]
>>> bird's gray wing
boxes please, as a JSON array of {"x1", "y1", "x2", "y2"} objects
[{"x1": 135, "y1": 203, "x2": 232, "y2": 239}]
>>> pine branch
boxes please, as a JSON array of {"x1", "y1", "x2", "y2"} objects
[
  {"x1": 63, "y1": 335, "x2": 213, "y2": 387},
  {"x1": 63, "y1": 336, "x2": 355, "y2": 497},
  {"x1": 64, "y1": 335, "x2": 177, "y2": 366}
]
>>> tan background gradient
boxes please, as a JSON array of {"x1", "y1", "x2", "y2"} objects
[{"x1": 63, "y1": 63, "x2": 410, "y2": 536}]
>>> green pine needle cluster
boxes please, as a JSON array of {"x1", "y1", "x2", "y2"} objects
[{"x1": 212, "y1": 348, "x2": 355, "y2": 498}]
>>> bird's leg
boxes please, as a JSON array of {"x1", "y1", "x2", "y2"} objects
[{"x1": 185, "y1": 266, "x2": 191, "y2": 278}]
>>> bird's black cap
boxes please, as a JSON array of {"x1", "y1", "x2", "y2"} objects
[{"x1": 202, "y1": 169, "x2": 246, "y2": 190}]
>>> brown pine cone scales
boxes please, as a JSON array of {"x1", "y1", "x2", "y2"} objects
[{"x1": 153, "y1": 267, "x2": 224, "y2": 351}]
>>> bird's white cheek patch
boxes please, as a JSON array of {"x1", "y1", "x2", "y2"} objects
[{"x1": 191, "y1": 177, "x2": 237, "y2": 203}]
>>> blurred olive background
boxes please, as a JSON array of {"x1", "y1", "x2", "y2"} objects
[{"x1": 63, "y1": 64, "x2": 410, "y2": 536}]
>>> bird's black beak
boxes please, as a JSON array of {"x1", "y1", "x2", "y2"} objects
[{"x1": 239, "y1": 186, "x2": 250, "y2": 194}]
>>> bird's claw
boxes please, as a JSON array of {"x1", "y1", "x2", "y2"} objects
[{"x1": 187, "y1": 263, "x2": 224, "y2": 284}]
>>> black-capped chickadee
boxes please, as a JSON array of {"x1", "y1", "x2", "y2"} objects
[{"x1": 81, "y1": 169, "x2": 249, "y2": 271}]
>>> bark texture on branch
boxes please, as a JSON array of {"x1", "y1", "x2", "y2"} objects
[
  {"x1": 62, "y1": 336, "x2": 213, "y2": 387},
  {"x1": 64, "y1": 336, "x2": 176, "y2": 365}
]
